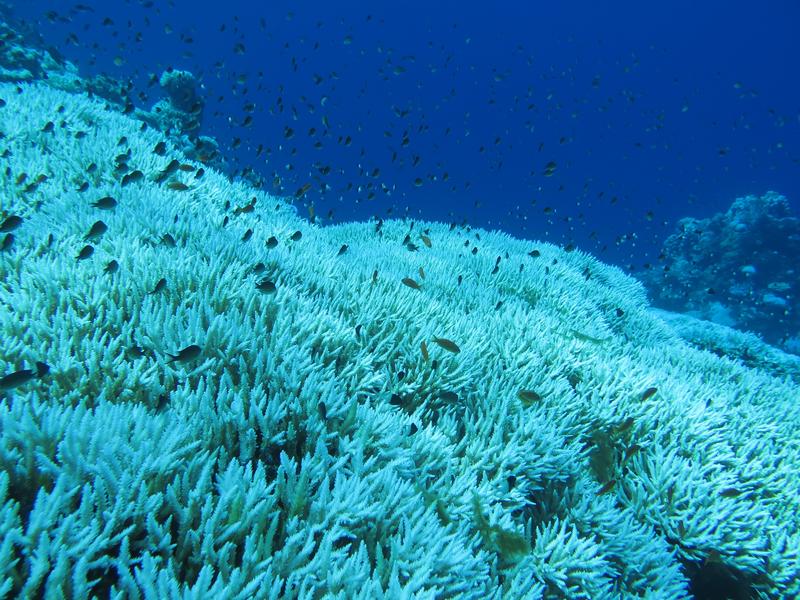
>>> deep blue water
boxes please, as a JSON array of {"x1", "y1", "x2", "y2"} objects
[{"x1": 9, "y1": 0, "x2": 800, "y2": 271}]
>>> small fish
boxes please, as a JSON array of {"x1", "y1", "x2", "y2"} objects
[
  {"x1": 437, "y1": 390, "x2": 459, "y2": 402},
  {"x1": 432, "y1": 337, "x2": 460, "y2": 353},
  {"x1": 570, "y1": 330, "x2": 609, "y2": 344},
  {"x1": 1, "y1": 234, "x2": 13, "y2": 252},
  {"x1": 420, "y1": 234, "x2": 432, "y2": 248},
  {"x1": 242, "y1": 228, "x2": 253, "y2": 242},
  {"x1": 294, "y1": 183, "x2": 312, "y2": 198},
  {"x1": 517, "y1": 390, "x2": 541, "y2": 405},
  {"x1": 0, "y1": 361, "x2": 49, "y2": 390},
  {"x1": 155, "y1": 159, "x2": 180, "y2": 183},
  {"x1": 266, "y1": 236, "x2": 279, "y2": 248},
  {"x1": 161, "y1": 233, "x2": 176, "y2": 247},
  {"x1": 337, "y1": 244, "x2": 348, "y2": 255},
  {"x1": 125, "y1": 345, "x2": 148, "y2": 360},
  {"x1": 623, "y1": 444, "x2": 642, "y2": 461},
  {"x1": 76, "y1": 245, "x2": 94, "y2": 261},
  {"x1": 148, "y1": 278, "x2": 166, "y2": 294},
  {"x1": 719, "y1": 488, "x2": 742, "y2": 498},
  {"x1": 616, "y1": 417, "x2": 635, "y2": 434},
  {"x1": 77, "y1": 181, "x2": 89, "y2": 192},
  {"x1": 256, "y1": 279, "x2": 277, "y2": 294},
  {"x1": 640, "y1": 387, "x2": 658, "y2": 402},
  {"x1": 41, "y1": 121, "x2": 54, "y2": 133},
  {"x1": 418, "y1": 266, "x2": 425, "y2": 279},
  {"x1": 401, "y1": 277, "x2": 420, "y2": 290},
  {"x1": 153, "y1": 141, "x2": 167, "y2": 155},
  {"x1": 598, "y1": 479, "x2": 616, "y2": 495},
  {"x1": 92, "y1": 196, "x2": 117, "y2": 210},
  {"x1": 233, "y1": 200, "x2": 256, "y2": 215},
  {"x1": 167, "y1": 181, "x2": 189, "y2": 191},
  {"x1": 167, "y1": 344, "x2": 202, "y2": 363},
  {"x1": 372, "y1": 269, "x2": 378, "y2": 284},
  {"x1": 290, "y1": 230, "x2": 302, "y2": 241},
  {"x1": 420, "y1": 340, "x2": 429, "y2": 361},
  {"x1": 121, "y1": 170, "x2": 144, "y2": 186},
  {"x1": 0, "y1": 215, "x2": 22, "y2": 232},
  {"x1": 104, "y1": 259, "x2": 119, "y2": 274},
  {"x1": 84, "y1": 220, "x2": 107, "y2": 241}
]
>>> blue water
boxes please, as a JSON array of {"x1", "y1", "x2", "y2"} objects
[{"x1": 10, "y1": 0, "x2": 799, "y2": 270}]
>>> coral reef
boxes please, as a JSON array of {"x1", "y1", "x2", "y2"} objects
[
  {"x1": 0, "y1": 79, "x2": 799, "y2": 599},
  {"x1": 643, "y1": 192, "x2": 800, "y2": 350},
  {"x1": 0, "y1": 13, "x2": 230, "y2": 180}
]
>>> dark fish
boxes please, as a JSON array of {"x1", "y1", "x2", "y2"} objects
[
  {"x1": 167, "y1": 181, "x2": 189, "y2": 191},
  {"x1": 420, "y1": 340, "x2": 429, "y2": 361},
  {"x1": 41, "y1": 121, "x2": 54, "y2": 133},
  {"x1": 104, "y1": 259, "x2": 119, "y2": 274},
  {"x1": 1, "y1": 234, "x2": 14, "y2": 252},
  {"x1": 256, "y1": 279, "x2": 277, "y2": 294},
  {"x1": 155, "y1": 159, "x2": 180, "y2": 183},
  {"x1": 167, "y1": 344, "x2": 202, "y2": 363},
  {"x1": 598, "y1": 479, "x2": 616, "y2": 495},
  {"x1": 719, "y1": 488, "x2": 743, "y2": 498},
  {"x1": 265, "y1": 236, "x2": 279, "y2": 248},
  {"x1": 615, "y1": 308, "x2": 624, "y2": 317},
  {"x1": 401, "y1": 277, "x2": 420, "y2": 290},
  {"x1": 623, "y1": 444, "x2": 642, "y2": 461},
  {"x1": 161, "y1": 233, "x2": 176, "y2": 247},
  {"x1": 148, "y1": 278, "x2": 166, "y2": 294},
  {"x1": 337, "y1": 244, "x2": 348, "y2": 255},
  {"x1": 517, "y1": 390, "x2": 541, "y2": 405},
  {"x1": 294, "y1": 183, "x2": 312, "y2": 198},
  {"x1": 242, "y1": 229, "x2": 253, "y2": 242},
  {"x1": 432, "y1": 337, "x2": 460, "y2": 353},
  {"x1": 437, "y1": 390, "x2": 459, "y2": 402},
  {"x1": 121, "y1": 170, "x2": 144, "y2": 186},
  {"x1": 92, "y1": 196, "x2": 117, "y2": 210},
  {"x1": 76, "y1": 245, "x2": 94, "y2": 260},
  {"x1": 77, "y1": 182, "x2": 89, "y2": 192},
  {"x1": 0, "y1": 361, "x2": 49, "y2": 390},
  {"x1": 125, "y1": 345, "x2": 149, "y2": 360},
  {"x1": 616, "y1": 417, "x2": 635, "y2": 434},
  {"x1": 233, "y1": 200, "x2": 256, "y2": 215},
  {"x1": 153, "y1": 141, "x2": 167, "y2": 155},
  {"x1": 418, "y1": 267, "x2": 425, "y2": 279},
  {"x1": 290, "y1": 230, "x2": 302, "y2": 241},
  {"x1": 420, "y1": 234, "x2": 432, "y2": 248},
  {"x1": 640, "y1": 387, "x2": 658, "y2": 402},
  {"x1": 84, "y1": 220, "x2": 107, "y2": 241},
  {"x1": 0, "y1": 215, "x2": 22, "y2": 232}
]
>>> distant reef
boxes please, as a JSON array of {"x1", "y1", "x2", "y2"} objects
[
  {"x1": 1, "y1": 13, "x2": 800, "y2": 600},
  {"x1": 643, "y1": 191, "x2": 800, "y2": 353}
]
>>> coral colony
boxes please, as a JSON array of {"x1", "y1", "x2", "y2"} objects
[{"x1": 1, "y1": 12, "x2": 799, "y2": 600}]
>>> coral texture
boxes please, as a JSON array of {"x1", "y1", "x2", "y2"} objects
[{"x1": 1, "y1": 81, "x2": 799, "y2": 599}]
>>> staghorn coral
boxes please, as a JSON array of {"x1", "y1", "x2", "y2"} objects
[{"x1": 0, "y1": 80, "x2": 799, "y2": 599}]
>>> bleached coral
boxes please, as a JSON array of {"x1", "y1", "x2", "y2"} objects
[{"x1": 1, "y1": 80, "x2": 799, "y2": 599}]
